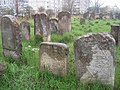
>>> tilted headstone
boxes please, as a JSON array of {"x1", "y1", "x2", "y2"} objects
[
  {"x1": 74, "y1": 33, "x2": 115, "y2": 86},
  {"x1": 83, "y1": 12, "x2": 89, "y2": 19},
  {"x1": 58, "y1": 11, "x2": 71, "y2": 34},
  {"x1": 20, "y1": 21, "x2": 30, "y2": 40},
  {"x1": 49, "y1": 18, "x2": 58, "y2": 34},
  {"x1": 110, "y1": 25, "x2": 120, "y2": 45},
  {"x1": 1, "y1": 15, "x2": 22, "y2": 59},
  {"x1": 40, "y1": 42, "x2": 68, "y2": 76},
  {"x1": 39, "y1": 13, "x2": 51, "y2": 42}
]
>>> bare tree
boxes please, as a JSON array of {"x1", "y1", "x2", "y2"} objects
[
  {"x1": 62, "y1": 0, "x2": 74, "y2": 13},
  {"x1": 38, "y1": 6, "x2": 45, "y2": 13}
]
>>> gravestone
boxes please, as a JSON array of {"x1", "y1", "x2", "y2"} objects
[
  {"x1": 99, "y1": 13, "x2": 104, "y2": 19},
  {"x1": 80, "y1": 18, "x2": 85, "y2": 25},
  {"x1": 1, "y1": 15, "x2": 22, "y2": 59},
  {"x1": 83, "y1": 12, "x2": 89, "y2": 19},
  {"x1": 74, "y1": 33, "x2": 115, "y2": 86},
  {"x1": 49, "y1": 18, "x2": 58, "y2": 34},
  {"x1": 39, "y1": 13, "x2": 51, "y2": 42},
  {"x1": 34, "y1": 13, "x2": 41, "y2": 36},
  {"x1": 89, "y1": 12, "x2": 95, "y2": 20},
  {"x1": 110, "y1": 25, "x2": 120, "y2": 45},
  {"x1": 20, "y1": 21, "x2": 30, "y2": 40},
  {"x1": 58, "y1": 11, "x2": 71, "y2": 34},
  {"x1": 0, "y1": 64, "x2": 5, "y2": 75},
  {"x1": 40, "y1": 42, "x2": 68, "y2": 76}
]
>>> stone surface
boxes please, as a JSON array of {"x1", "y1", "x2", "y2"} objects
[
  {"x1": 20, "y1": 21, "x2": 30, "y2": 40},
  {"x1": 34, "y1": 13, "x2": 51, "y2": 42},
  {"x1": 40, "y1": 42, "x2": 68, "y2": 76},
  {"x1": 110, "y1": 25, "x2": 120, "y2": 45},
  {"x1": 34, "y1": 13, "x2": 41, "y2": 36},
  {"x1": 74, "y1": 33, "x2": 115, "y2": 86},
  {"x1": 80, "y1": 18, "x2": 85, "y2": 25},
  {"x1": 1, "y1": 15, "x2": 22, "y2": 59},
  {"x1": 49, "y1": 18, "x2": 58, "y2": 34},
  {"x1": 58, "y1": 11, "x2": 71, "y2": 34},
  {"x1": 0, "y1": 64, "x2": 5, "y2": 75}
]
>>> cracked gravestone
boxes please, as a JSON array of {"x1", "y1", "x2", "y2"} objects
[
  {"x1": 20, "y1": 21, "x2": 30, "y2": 40},
  {"x1": 58, "y1": 11, "x2": 71, "y2": 34},
  {"x1": 1, "y1": 15, "x2": 22, "y2": 59},
  {"x1": 40, "y1": 42, "x2": 68, "y2": 76},
  {"x1": 74, "y1": 33, "x2": 115, "y2": 86}
]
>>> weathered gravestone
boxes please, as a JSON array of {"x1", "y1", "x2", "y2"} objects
[
  {"x1": 34, "y1": 13, "x2": 41, "y2": 36},
  {"x1": 20, "y1": 21, "x2": 30, "y2": 40},
  {"x1": 1, "y1": 15, "x2": 22, "y2": 59},
  {"x1": 80, "y1": 18, "x2": 85, "y2": 25},
  {"x1": 0, "y1": 64, "x2": 5, "y2": 75},
  {"x1": 58, "y1": 11, "x2": 71, "y2": 34},
  {"x1": 74, "y1": 33, "x2": 115, "y2": 86},
  {"x1": 99, "y1": 13, "x2": 104, "y2": 19},
  {"x1": 34, "y1": 13, "x2": 51, "y2": 42},
  {"x1": 110, "y1": 25, "x2": 120, "y2": 45},
  {"x1": 49, "y1": 18, "x2": 58, "y2": 34},
  {"x1": 83, "y1": 12, "x2": 89, "y2": 19},
  {"x1": 40, "y1": 42, "x2": 68, "y2": 76}
]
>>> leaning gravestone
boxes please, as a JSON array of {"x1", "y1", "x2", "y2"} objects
[
  {"x1": 58, "y1": 11, "x2": 71, "y2": 34},
  {"x1": 110, "y1": 25, "x2": 120, "y2": 45},
  {"x1": 20, "y1": 21, "x2": 30, "y2": 40},
  {"x1": 1, "y1": 15, "x2": 22, "y2": 59},
  {"x1": 74, "y1": 33, "x2": 115, "y2": 86},
  {"x1": 40, "y1": 42, "x2": 68, "y2": 76},
  {"x1": 49, "y1": 18, "x2": 58, "y2": 34}
]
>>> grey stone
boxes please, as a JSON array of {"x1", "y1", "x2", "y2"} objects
[
  {"x1": 49, "y1": 18, "x2": 58, "y2": 34},
  {"x1": 74, "y1": 33, "x2": 115, "y2": 86},
  {"x1": 58, "y1": 11, "x2": 71, "y2": 34},
  {"x1": 0, "y1": 64, "x2": 5, "y2": 75},
  {"x1": 80, "y1": 18, "x2": 85, "y2": 25},
  {"x1": 110, "y1": 25, "x2": 120, "y2": 45},
  {"x1": 1, "y1": 15, "x2": 22, "y2": 59},
  {"x1": 40, "y1": 42, "x2": 68, "y2": 76},
  {"x1": 34, "y1": 13, "x2": 51, "y2": 42},
  {"x1": 20, "y1": 21, "x2": 30, "y2": 40}
]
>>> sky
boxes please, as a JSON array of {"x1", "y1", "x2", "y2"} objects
[{"x1": 91, "y1": 0, "x2": 120, "y2": 8}]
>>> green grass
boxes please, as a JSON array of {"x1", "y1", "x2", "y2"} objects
[{"x1": 0, "y1": 18, "x2": 120, "y2": 90}]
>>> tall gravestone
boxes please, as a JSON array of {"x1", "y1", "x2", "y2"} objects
[
  {"x1": 1, "y1": 15, "x2": 22, "y2": 59},
  {"x1": 34, "y1": 13, "x2": 50, "y2": 42},
  {"x1": 20, "y1": 21, "x2": 30, "y2": 40},
  {"x1": 34, "y1": 13, "x2": 41, "y2": 36},
  {"x1": 40, "y1": 42, "x2": 68, "y2": 76},
  {"x1": 49, "y1": 18, "x2": 58, "y2": 34},
  {"x1": 39, "y1": 13, "x2": 51, "y2": 42},
  {"x1": 74, "y1": 33, "x2": 115, "y2": 86},
  {"x1": 58, "y1": 11, "x2": 71, "y2": 34},
  {"x1": 110, "y1": 25, "x2": 120, "y2": 45}
]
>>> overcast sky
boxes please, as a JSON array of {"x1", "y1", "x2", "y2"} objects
[{"x1": 91, "y1": 0, "x2": 120, "y2": 8}]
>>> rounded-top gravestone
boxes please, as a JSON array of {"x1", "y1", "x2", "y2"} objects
[{"x1": 1, "y1": 15, "x2": 22, "y2": 59}]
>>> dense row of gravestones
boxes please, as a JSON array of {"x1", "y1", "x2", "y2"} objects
[{"x1": 0, "y1": 11, "x2": 120, "y2": 87}]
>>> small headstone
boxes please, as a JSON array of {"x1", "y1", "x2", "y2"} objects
[
  {"x1": 0, "y1": 64, "x2": 5, "y2": 75},
  {"x1": 40, "y1": 42, "x2": 68, "y2": 76},
  {"x1": 49, "y1": 18, "x2": 58, "y2": 34},
  {"x1": 58, "y1": 11, "x2": 71, "y2": 34},
  {"x1": 74, "y1": 33, "x2": 115, "y2": 86},
  {"x1": 1, "y1": 15, "x2": 22, "y2": 59},
  {"x1": 83, "y1": 12, "x2": 89, "y2": 19},
  {"x1": 110, "y1": 25, "x2": 120, "y2": 45},
  {"x1": 99, "y1": 13, "x2": 104, "y2": 19},
  {"x1": 89, "y1": 12, "x2": 95, "y2": 20},
  {"x1": 80, "y1": 18, "x2": 85, "y2": 25},
  {"x1": 20, "y1": 21, "x2": 30, "y2": 40}
]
